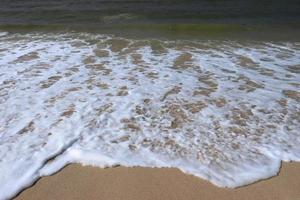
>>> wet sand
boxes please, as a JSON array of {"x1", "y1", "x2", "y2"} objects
[{"x1": 15, "y1": 162, "x2": 300, "y2": 200}]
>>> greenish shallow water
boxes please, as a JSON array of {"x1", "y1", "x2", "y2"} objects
[
  {"x1": 1, "y1": 23, "x2": 300, "y2": 41},
  {"x1": 1, "y1": 0, "x2": 300, "y2": 40}
]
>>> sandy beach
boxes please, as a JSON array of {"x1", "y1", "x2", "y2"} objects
[{"x1": 15, "y1": 162, "x2": 300, "y2": 200}]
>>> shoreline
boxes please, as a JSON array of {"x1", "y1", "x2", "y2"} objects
[
  {"x1": 15, "y1": 162, "x2": 300, "y2": 200},
  {"x1": 1, "y1": 30, "x2": 299, "y2": 200}
]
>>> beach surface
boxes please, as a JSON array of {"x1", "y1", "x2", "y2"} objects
[
  {"x1": 1, "y1": 31, "x2": 300, "y2": 199},
  {"x1": 1, "y1": 1, "x2": 300, "y2": 199},
  {"x1": 15, "y1": 162, "x2": 300, "y2": 200}
]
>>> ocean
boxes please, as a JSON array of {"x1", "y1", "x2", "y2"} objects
[
  {"x1": 1, "y1": 0, "x2": 300, "y2": 25},
  {"x1": 0, "y1": 1, "x2": 300, "y2": 199}
]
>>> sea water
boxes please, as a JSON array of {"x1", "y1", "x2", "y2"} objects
[{"x1": 0, "y1": 31, "x2": 299, "y2": 199}]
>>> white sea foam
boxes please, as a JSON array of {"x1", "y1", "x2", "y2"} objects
[
  {"x1": 0, "y1": 32, "x2": 299, "y2": 199},
  {"x1": 0, "y1": 32, "x2": 8, "y2": 38}
]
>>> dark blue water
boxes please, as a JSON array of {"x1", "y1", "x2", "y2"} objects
[{"x1": 1, "y1": 0, "x2": 300, "y2": 25}]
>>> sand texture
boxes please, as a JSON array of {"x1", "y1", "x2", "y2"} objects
[{"x1": 15, "y1": 162, "x2": 300, "y2": 200}]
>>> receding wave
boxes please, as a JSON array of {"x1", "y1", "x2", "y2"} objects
[{"x1": 0, "y1": 31, "x2": 300, "y2": 199}]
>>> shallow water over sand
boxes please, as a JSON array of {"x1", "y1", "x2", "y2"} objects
[{"x1": 0, "y1": 31, "x2": 300, "y2": 199}]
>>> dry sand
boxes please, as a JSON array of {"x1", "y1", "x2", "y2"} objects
[{"x1": 15, "y1": 162, "x2": 300, "y2": 200}]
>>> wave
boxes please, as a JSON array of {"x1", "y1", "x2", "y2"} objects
[
  {"x1": 1, "y1": 0, "x2": 300, "y2": 26},
  {"x1": 0, "y1": 31, "x2": 299, "y2": 199}
]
